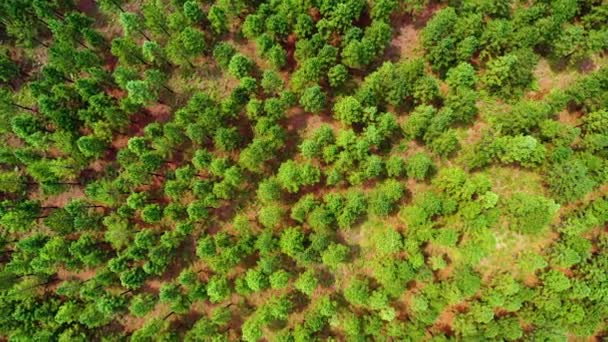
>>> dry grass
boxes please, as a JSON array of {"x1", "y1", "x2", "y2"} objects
[
  {"x1": 486, "y1": 165, "x2": 547, "y2": 197},
  {"x1": 528, "y1": 54, "x2": 608, "y2": 101}
]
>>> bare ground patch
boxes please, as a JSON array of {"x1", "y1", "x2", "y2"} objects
[{"x1": 384, "y1": 2, "x2": 446, "y2": 62}]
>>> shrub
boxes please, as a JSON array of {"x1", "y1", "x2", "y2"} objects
[
  {"x1": 295, "y1": 270, "x2": 318, "y2": 296},
  {"x1": 258, "y1": 205, "x2": 284, "y2": 228},
  {"x1": 333, "y1": 96, "x2": 365, "y2": 125},
  {"x1": 213, "y1": 42, "x2": 236, "y2": 69},
  {"x1": 228, "y1": 54, "x2": 253, "y2": 79},
  {"x1": 343, "y1": 278, "x2": 370, "y2": 306},
  {"x1": 446, "y1": 62, "x2": 477, "y2": 89},
  {"x1": 386, "y1": 156, "x2": 407, "y2": 177},
  {"x1": 402, "y1": 105, "x2": 435, "y2": 140},
  {"x1": 547, "y1": 159, "x2": 596, "y2": 203},
  {"x1": 369, "y1": 179, "x2": 406, "y2": 216},
  {"x1": 483, "y1": 49, "x2": 538, "y2": 98},
  {"x1": 300, "y1": 85, "x2": 326, "y2": 113},
  {"x1": 328, "y1": 64, "x2": 349, "y2": 87},
  {"x1": 406, "y1": 153, "x2": 435, "y2": 180},
  {"x1": 321, "y1": 243, "x2": 349, "y2": 269},
  {"x1": 504, "y1": 193, "x2": 559, "y2": 234},
  {"x1": 493, "y1": 101, "x2": 552, "y2": 135}
]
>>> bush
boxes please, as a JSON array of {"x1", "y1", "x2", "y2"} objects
[
  {"x1": 242, "y1": 14, "x2": 264, "y2": 39},
  {"x1": 493, "y1": 101, "x2": 552, "y2": 135},
  {"x1": 268, "y1": 44, "x2": 287, "y2": 69},
  {"x1": 446, "y1": 62, "x2": 477, "y2": 89},
  {"x1": 277, "y1": 160, "x2": 321, "y2": 193},
  {"x1": 261, "y1": 70, "x2": 284, "y2": 95},
  {"x1": 445, "y1": 87, "x2": 478, "y2": 123},
  {"x1": 321, "y1": 243, "x2": 349, "y2": 269},
  {"x1": 386, "y1": 156, "x2": 407, "y2": 177},
  {"x1": 402, "y1": 105, "x2": 435, "y2": 140},
  {"x1": 258, "y1": 205, "x2": 284, "y2": 228},
  {"x1": 369, "y1": 179, "x2": 406, "y2": 216},
  {"x1": 428, "y1": 129, "x2": 459, "y2": 157},
  {"x1": 213, "y1": 42, "x2": 236, "y2": 69},
  {"x1": 141, "y1": 204, "x2": 162, "y2": 223},
  {"x1": 483, "y1": 49, "x2": 538, "y2": 98},
  {"x1": 291, "y1": 194, "x2": 318, "y2": 223},
  {"x1": 333, "y1": 96, "x2": 365, "y2": 125},
  {"x1": 228, "y1": 54, "x2": 253, "y2": 79},
  {"x1": 494, "y1": 135, "x2": 546, "y2": 167},
  {"x1": 547, "y1": 159, "x2": 596, "y2": 203},
  {"x1": 504, "y1": 193, "x2": 559, "y2": 234},
  {"x1": 343, "y1": 278, "x2": 370, "y2": 306},
  {"x1": 300, "y1": 85, "x2": 326, "y2": 113},
  {"x1": 374, "y1": 228, "x2": 403, "y2": 254},
  {"x1": 328, "y1": 64, "x2": 349, "y2": 87},
  {"x1": 406, "y1": 153, "x2": 435, "y2": 181},
  {"x1": 295, "y1": 270, "x2": 318, "y2": 296},
  {"x1": 270, "y1": 270, "x2": 290, "y2": 289},
  {"x1": 280, "y1": 227, "x2": 305, "y2": 258},
  {"x1": 257, "y1": 178, "x2": 282, "y2": 203}
]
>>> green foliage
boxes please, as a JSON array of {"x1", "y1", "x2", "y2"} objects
[
  {"x1": 129, "y1": 294, "x2": 156, "y2": 317},
  {"x1": 547, "y1": 159, "x2": 596, "y2": 203},
  {"x1": 403, "y1": 105, "x2": 435, "y2": 140},
  {"x1": 119, "y1": 12, "x2": 146, "y2": 39},
  {"x1": 291, "y1": 194, "x2": 318, "y2": 223},
  {"x1": 483, "y1": 49, "x2": 538, "y2": 98},
  {"x1": 369, "y1": 179, "x2": 406, "y2": 216},
  {"x1": 180, "y1": 27, "x2": 207, "y2": 56},
  {"x1": 374, "y1": 227, "x2": 403, "y2": 254},
  {"x1": 428, "y1": 129, "x2": 460, "y2": 157},
  {"x1": 505, "y1": 135, "x2": 546, "y2": 166},
  {"x1": 277, "y1": 160, "x2": 321, "y2": 193},
  {"x1": 257, "y1": 178, "x2": 282, "y2": 203},
  {"x1": 126, "y1": 80, "x2": 156, "y2": 105},
  {"x1": 260, "y1": 71, "x2": 284, "y2": 96},
  {"x1": 228, "y1": 54, "x2": 253, "y2": 79},
  {"x1": 1, "y1": 2, "x2": 607, "y2": 340},
  {"x1": 406, "y1": 153, "x2": 435, "y2": 181},
  {"x1": 295, "y1": 270, "x2": 319, "y2": 296},
  {"x1": 300, "y1": 85, "x2": 326, "y2": 113},
  {"x1": 268, "y1": 45, "x2": 287, "y2": 70},
  {"x1": 493, "y1": 101, "x2": 552, "y2": 135},
  {"x1": 335, "y1": 191, "x2": 368, "y2": 229},
  {"x1": 207, "y1": 5, "x2": 227, "y2": 34},
  {"x1": 342, "y1": 20, "x2": 392, "y2": 69},
  {"x1": 445, "y1": 87, "x2": 478, "y2": 123},
  {"x1": 328, "y1": 64, "x2": 349, "y2": 88},
  {"x1": 541, "y1": 269, "x2": 572, "y2": 293},
  {"x1": 321, "y1": 243, "x2": 349, "y2": 269},
  {"x1": 141, "y1": 204, "x2": 163, "y2": 223},
  {"x1": 270, "y1": 270, "x2": 290, "y2": 289},
  {"x1": 242, "y1": 14, "x2": 264, "y2": 39},
  {"x1": 207, "y1": 275, "x2": 231, "y2": 303},
  {"x1": 333, "y1": 96, "x2": 365, "y2": 125},
  {"x1": 214, "y1": 127, "x2": 240, "y2": 151},
  {"x1": 386, "y1": 156, "x2": 407, "y2": 178},
  {"x1": 504, "y1": 193, "x2": 559, "y2": 234},
  {"x1": 344, "y1": 277, "x2": 370, "y2": 306},
  {"x1": 183, "y1": 1, "x2": 204, "y2": 23},
  {"x1": 280, "y1": 227, "x2": 305, "y2": 259},
  {"x1": 446, "y1": 62, "x2": 477, "y2": 89},
  {"x1": 213, "y1": 42, "x2": 236, "y2": 69},
  {"x1": 77, "y1": 135, "x2": 107, "y2": 158}
]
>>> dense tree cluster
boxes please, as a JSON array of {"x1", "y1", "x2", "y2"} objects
[{"x1": 0, "y1": 0, "x2": 607, "y2": 340}]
